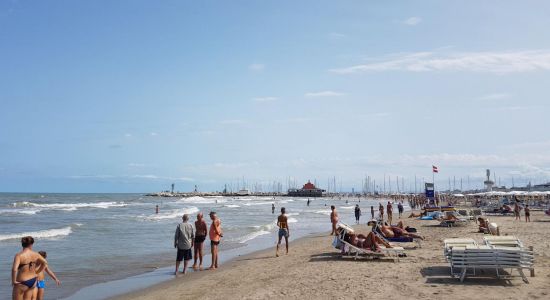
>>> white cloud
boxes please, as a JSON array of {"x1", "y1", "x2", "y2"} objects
[
  {"x1": 252, "y1": 96, "x2": 278, "y2": 102},
  {"x1": 219, "y1": 119, "x2": 245, "y2": 125},
  {"x1": 403, "y1": 17, "x2": 422, "y2": 26},
  {"x1": 477, "y1": 93, "x2": 511, "y2": 101},
  {"x1": 69, "y1": 174, "x2": 194, "y2": 182},
  {"x1": 248, "y1": 63, "x2": 265, "y2": 71},
  {"x1": 330, "y1": 50, "x2": 550, "y2": 74},
  {"x1": 328, "y1": 32, "x2": 346, "y2": 39},
  {"x1": 304, "y1": 91, "x2": 346, "y2": 98}
]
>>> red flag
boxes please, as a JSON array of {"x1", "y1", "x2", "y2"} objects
[{"x1": 432, "y1": 165, "x2": 439, "y2": 173}]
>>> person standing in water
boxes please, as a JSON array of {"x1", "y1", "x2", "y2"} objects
[
  {"x1": 330, "y1": 205, "x2": 339, "y2": 235},
  {"x1": 192, "y1": 212, "x2": 207, "y2": 270},
  {"x1": 208, "y1": 211, "x2": 222, "y2": 270},
  {"x1": 174, "y1": 214, "x2": 194, "y2": 275},
  {"x1": 354, "y1": 204, "x2": 361, "y2": 224},
  {"x1": 276, "y1": 207, "x2": 290, "y2": 257},
  {"x1": 272, "y1": 203, "x2": 275, "y2": 214},
  {"x1": 397, "y1": 202, "x2": 404, "y2": 218},
  {"x1": 370, "y1": 205, "x2": 375, "y2": 220},
  {"x1": 33, "y1": 251, "x2": 61, "y2": 300},
  {"x1": 12, "y1": 236, "x2": 48, "y2": 300},
  {"x1": 379, "y1": 203, "x2": 385, "y2": 222},
  {"x1": 307, "y1": 199, "x2": 310, "y2": 206}
]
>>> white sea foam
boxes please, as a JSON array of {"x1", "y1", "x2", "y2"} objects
[
  {"x1": 0, "y1": 208, "x2": 42, "y2": 215},
  {"x1": 234, "y1": 230, "x2": 271, "y2": 243},
  {"x1": 143, "y1": 207, "x2": 199, "y2": 220},
  {"x1": 287, "y1": 217, "x2": 298, "y2": 223},
  {"x1": 223, "y1": 204, "x2": 240, "y2": 208},
  {"x1": 0, "y1": 226, "x2": 73, "y2": 241},
  {"x1": 242, "y1": 201, "x2": 273, "y2": 206},
  {"x1": 12, "y1": 201, "x2": 126, "y2": 210},
  {"x1": 340, "y1": 206, "x2": 355, "y2": 210},
  {"x1": 180, "y1": 196, "x2": 226, "y2": 204},
  {"x1": 314, "y1": 210, "x2": 331, "y2": 216},
  {"x1": 286, "y1": 212, "x2": 300, "y2": 216}
]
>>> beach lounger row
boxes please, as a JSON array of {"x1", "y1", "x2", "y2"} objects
[
  {"x1": 334, "y1": 223, "x2": 405, "y2": 261},
  {"x1": 443, "y1": 238, "x2": 477, "y2": 262},
  {"x1": 448, "y1": 245, "x2": 534, "y2": 283},
  {"x1": 483, "y1": 235, "x2": 524, "y2": 249}
]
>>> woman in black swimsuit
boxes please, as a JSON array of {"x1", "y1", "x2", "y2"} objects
[{"x1": 12, "y1": 236, "x2": 48, "y2": 300}]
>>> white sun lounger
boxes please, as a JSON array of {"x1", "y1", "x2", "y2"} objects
[
  {"x1": 483, "y1": 235, "x2": 524, "y2": 249},
  {"x1": 444, "y1": 238, "x2": 477, "y2": 262},
  {"x1": 336, "y1": 223, "x2": 405, "y2": 261},
  {"x1": 449, "y1": 245, "x2": 534, "y2": 283}
]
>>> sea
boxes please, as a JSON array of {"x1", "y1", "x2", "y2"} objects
[{"x1": 0, "y1": 193, "x2": 402, "y2": 299}]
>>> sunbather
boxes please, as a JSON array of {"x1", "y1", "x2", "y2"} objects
[
  {"x1": 340, "y1": 230, "x2": 392, "y2": 252},
  {"x1": 369, "y1": 221, "x2": 424, "y2": 240},
  {"x1": 478, "y1": 217, "x2": 489, "y2": 233}
]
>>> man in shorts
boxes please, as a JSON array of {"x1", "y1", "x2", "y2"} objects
[
  {"x1": 276, "y1": 207, "x2": 290, "y2": 257},
  {"x1": 208, "y1": 211, "x2": 222, "y2": 270},
  {"x1": 174, "y1": 214, "x2": 194, "y2": 275}
]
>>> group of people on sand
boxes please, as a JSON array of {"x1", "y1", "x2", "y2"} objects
[
  {"x1": 11, "y1": 236, "x2": 61, "y2": 300},
  {"x1": 174, "y1": 211, "x2": 222, "y2": 275}
]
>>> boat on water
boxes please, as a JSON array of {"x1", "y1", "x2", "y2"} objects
[{"x1": 237, "y1": 189, "x2": 251, "y2": 196}]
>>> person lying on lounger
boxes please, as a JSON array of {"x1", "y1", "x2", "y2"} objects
[
  {"x1": 368, "y1": 221, "x2": 424, "y2": 240},
  {"x1": 339, "y1": 229, "x2": 392, "y2": 252},
  {"x1": 408, "y1": 212, "x2": 422, "y2": 218}
]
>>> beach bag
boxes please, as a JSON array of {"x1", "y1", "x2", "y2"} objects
[
  {"x1": 405, "y1": 226, "x2": 417, "y2": 233},
  {"x1": 332, "y1": 236, "x2": 343, "y2": 249}
]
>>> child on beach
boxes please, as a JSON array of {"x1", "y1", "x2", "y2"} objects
[
  {"x1": 525, "y1": 205, "x2": 531, "y2": 222},
  {"x1": 33, "y1": 251, "x2": 61, "y2": 300}
]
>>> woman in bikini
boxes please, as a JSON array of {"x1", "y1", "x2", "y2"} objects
[{"x1": 12, "y1": 236, "x2": 47, "y2": 300}]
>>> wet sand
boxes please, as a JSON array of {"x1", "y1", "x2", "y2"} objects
[{"x1": 113, "y1": 211, "x2": 550, "y2": 300}]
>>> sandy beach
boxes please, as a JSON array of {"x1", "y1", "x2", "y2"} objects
[{"x1": 113, "y1": 210, "x2": 550, "y2": 300}]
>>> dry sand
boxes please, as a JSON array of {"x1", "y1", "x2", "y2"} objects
[{"x1": 114, "y1": 211, "x2": 550, "y2": 300}]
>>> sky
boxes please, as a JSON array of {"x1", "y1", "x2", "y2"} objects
[{"x1": 1, "y1": 0, "x2": 550, "y2": 193}]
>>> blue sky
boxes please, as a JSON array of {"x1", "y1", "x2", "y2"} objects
[{"x1": 1, "y1": 1, "x2": 550, "y2": 193}]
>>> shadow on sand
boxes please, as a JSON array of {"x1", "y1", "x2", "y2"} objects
[{"x1": 420, "y1": 266, "x2": 514, "y2": 286}]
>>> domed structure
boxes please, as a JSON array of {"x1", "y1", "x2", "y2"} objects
[{"x1": 288, "y1": 180, "x2": 325, "y2": 197}]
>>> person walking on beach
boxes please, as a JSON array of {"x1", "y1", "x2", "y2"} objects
[
  {"x1": 174, "y1": 214, "x2": 194, "y2": 275},
  {"x1": 12, "y1": 236, "x2": 48, "y2": 300},
  {"x1": 525, "y1": 205, "x2": 531, "y2": 222},
  {"x1": 354, "y1": 204, "x2": 361, "y2": 224},
  {"x1": 514, "y1": 201, "x2": 521, "y2": 221},
  {"x1": 276, "y1": 207, "x2": 290, "y2": 257},
  {"x1": 33, "y1": 251, "x2": 61, "y2": 300},
  {"x1": 208, "y1": 211, "x2": 222, "y2": 270},
  {"x1": 370, "y1": 206, "x2": 374, "y2": 220},
  {"x1": 192, "y1": 213, "x2": 208, "y2": 270},
  {"x1": 330, "y1": 205, "x2": 339, "y2": 235},
  {"x1": 397, "y1": 202, "x2": 404, "y2": 218},
  {"x1": 379, "y1": 203, "x2": 384, "y2": 222},
  {"x1": 387, "y1": 201, "x2": 393, "y2": 225}
]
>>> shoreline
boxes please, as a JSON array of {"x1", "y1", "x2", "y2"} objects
[
  {"x1": 110, "y1": 232, "x2": 325, "y2": 300},
  {"x1": 111, "y1": 211, "x2": 550, "y2": 300}
]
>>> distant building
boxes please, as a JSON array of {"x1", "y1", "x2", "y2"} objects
[
  {"x1": 533, "y1": 182, "x2": 550, "y2": 191},
  {"x1": 287, "y1": 181, "x2": 325, "y2": 197},
  {"x1": 484, "y1": 169, "x2": 495, "y2": 192}
]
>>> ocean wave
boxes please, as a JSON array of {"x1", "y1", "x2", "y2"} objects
[
  {"x1": 12, "y1": 201, "x2": 126, "y2": 210},
  {"x1": 0, "y1": 208, "x2": 42, "y2": 215},
  {"x1": 287, "y1": 217, "x2": 298, "y2": 223},
  {"x1": 233, "y1": 230, "x2": 271, "y2": 243},
  {"x1": 340, "y1": 206, "x2": 355, "y2": 210},
  {"x1": 142, "y1": 207, "x2": 200, "y2": 220},
  {"x1": 314, "y1": 210, "x2": 331, "y2": 216},
  {"x1": 223, "y1": 204, "x2": 240, "y2": 208},
  {"x1": 242, "y1": 201, "x2": 273, "y2": 206},
  {"x1": 0, "y1": 226, "x2": 74, "y2": 242},
  {"x1": 179, "y1": 196, "x2": 226, "y2": 204},
  {"x1": 286, "y1": 212, "x2": 300, "y2": 216}
]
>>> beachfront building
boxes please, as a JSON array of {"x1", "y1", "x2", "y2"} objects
[{"x1": 287, "y1": 181, "x2": 325, "y2": 197}]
